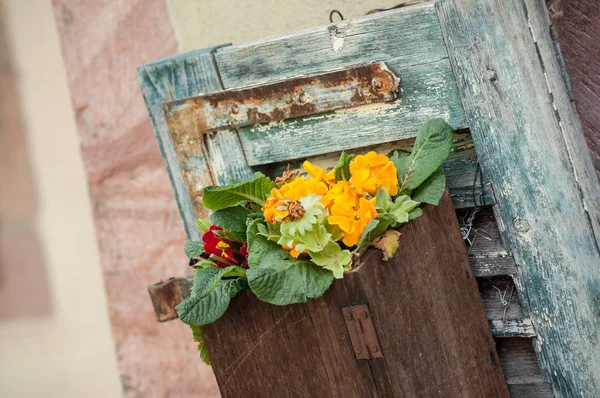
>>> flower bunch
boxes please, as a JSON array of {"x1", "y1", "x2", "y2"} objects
[
  {"x1": 177, "y1": 118, "x2": 454, "y2": 364},
  {"x1": 260, "y1": 151, "x2": 403, "y2": 278}
]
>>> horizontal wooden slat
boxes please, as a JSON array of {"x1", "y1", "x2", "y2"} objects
[
  {"x1": 479, "y1": 276, "x2": 535, "y2": 337},
  {"x1": 496, "y1": 338, "x2": 553, "y2": 397},
  {"x1": 214, "y1": 3, "x2": 448, "y2": 88},
  {"x1": 238, "y1": 58, "x2": 465, "y2": 165}
]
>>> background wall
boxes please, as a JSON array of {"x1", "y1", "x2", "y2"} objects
[{"x1": 0, "y1": 0, "x2": 122, "y2": 397}]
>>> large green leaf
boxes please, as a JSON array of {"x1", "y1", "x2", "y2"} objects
[
  {"x1": 334, "y1": 151, "x2": 355, "y2": 181},
  {"x1": 192, "y1": 266, "x2": 245, "y2": 298},
  {"x1": 190, "y1": 325, "x2": 211, "y2": 365},
  {"x1": 184, "y1": 241, "x2": 205, "y2": 259},
  {"x1": 202, "y1": 172, "x2": 274, "y2": 211},
  {"x1": 210, "y1": 205, "x2": 250, "y2": 242},
  {"x1": 176, "y1": 278, "x2": 247, "y2": 326},
  {"x1": 411, "y1": 168, "x2": 446, "y2": 205},
  {"x1": 246, "y1": 221, "x2": 334, "y2": 305},
  {"x1": 397, "y1": 119, "x2": 453, "y2": 193}
]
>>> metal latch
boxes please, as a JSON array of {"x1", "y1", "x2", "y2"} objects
[
  {"x1": 163, "y1": 62, "x2": 400, "y2": 134},
  {"x1": 342, "y1": 304, "x2": 384, "y2": 360}
]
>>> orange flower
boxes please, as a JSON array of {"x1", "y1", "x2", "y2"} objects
[
  {"x1": 262, "y1": 177, "x2": 328, "y2": 223},
  {"x1": 349, "y1": 152, "x2": 399, "y2": 196},
  {"x1": 303, "y1": 160, "x2": 336, "y2": 186},
  {"x1": 321, "y1": 181, "x2": 360, "y2": 210},
  {"x1": 328, "y1": 196, "x2": 377, "y2": 247}
]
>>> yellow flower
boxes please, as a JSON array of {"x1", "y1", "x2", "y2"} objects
[
  {"x1": 303, "y1": 161, "x2": 336, "y2": 186},
  {"x1": 328, "y1": 196, "x2": 377, "y2": 247},
  {"x1": 280, "y1": 176, "x2": 328, "y2": 200},
  {"x1": 322, "y1": 181, "x2": 360, "y2": 210},
  {"x1": 349, "y1": 151, "x2": 399, "y2": 196},
  {"x1": 262, "y1": 177, "x2": 328, "y2": 223}
]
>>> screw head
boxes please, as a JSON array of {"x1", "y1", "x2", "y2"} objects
[
  {"x1": 360, "y1": 311, "x2": 368, "y2": 320},
  {"x1": 230, "y1": 103, "x2": 240, "y2": 114},
  {"x1": 298, "y1": 92, "x2": 308, "y2": 103},
  {"x1": 514, "y1": 218, "x2": 530, "y2": 233},
  {"x1": 371, "y1": 77, "x2": 383, "y2": 90}
]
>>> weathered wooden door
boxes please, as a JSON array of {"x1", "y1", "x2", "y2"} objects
[{"x1": 140, "y1": 1, "x2": 600, "y2": 397}]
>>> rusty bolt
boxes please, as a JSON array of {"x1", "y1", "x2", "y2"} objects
[
  {"x1": 360, "y1": 311, "x2": 369, "y2": 320},
  {"x1": 298, "y1": 92, "x2": 308, "y2": 103},
  {"x1": 514, "y1": 218, "x2": 530, "y2": 233},
  {"x1": 370, "y1": 345, "x2": 379, "y2": 353},
  {"x1": 372, "y1": 77, "x2": 383, "y2": 90},
  {"x1": 230, "y1": 103, "x2": 240, "y2": 114},
  {"x1": 344, "y1": 312, "x2": 353, "y2": 321}
]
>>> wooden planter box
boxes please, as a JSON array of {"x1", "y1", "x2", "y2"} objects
[{"x1": 200, "y1": 192, "x2": 509, "y2": 397}]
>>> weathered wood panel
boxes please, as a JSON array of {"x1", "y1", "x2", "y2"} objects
[
  {"x1": 202, "y1": 192, "x2": 509, "y2": 397},
  {"x1": 212, "y1": 4, "x2": 466, "y2": 165},
  {"x1": 497, "y1": 338, "x2": 554, "y2": 397},
  {"x1": 238, "y1": 59, "x2": 463, "y2": 165},
  {"x1": 214, "y1": 3, "x2": 448, "y2": 87},
  {"x1": 138, "y1": 48, "x2": 225, "y2": 235},
  {"x1": 437, "y1": 0, "x2": 600, "y2": 396}
]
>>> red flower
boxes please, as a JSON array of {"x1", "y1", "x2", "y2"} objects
[
  {"x1": 240, "y1": 242, "x2": 249, "y2": 269},
  {"x1": 202, "y1": 225, "x2": 249, "y2": 268}
]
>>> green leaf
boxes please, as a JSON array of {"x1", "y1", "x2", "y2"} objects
[
  {"x1": 190, "y1": 325, "x2": 211, "y2": 365},
  {"x1": 334, "y1": 151, "x2": 355, "y2": 181},
  {"x1": 192, "y1": 266, "x2": 241, "y2": 298},
  {"x1": 388, "y1": 195, "x2": 420, "y2": 224},
  {"x1": 246, "y1": 221, "x2": 334, "y2": 305},
  {"x1": 408, "y1": 207, "x2": 423, "y2": 220},
  {"x1": 397, "y1": 119, "x2": 453, "y2": 193},
  {"x1": 308, "y1": 242, "x2": 351, "y2": 279},
  {"x1": 356, "y1": 214, "x2": 397, "y2": 250},
  {"x1": 210, "y1": 205, "x2": 250, "y2": 242},
  {"x1": 196, "y1": 219, "x2": 211, "y2": 233},
  {"x1": 202, "y1": 172, "x2": 274, "y2": 211},
  {"x1": 184, "y1": 241, "x2": 205, "y2": 259},
  {"x1": 176, "y1": 278, "x2": 247, "y2": 326},
  {"x1": 411, "y1": 168, "x2": 446, "y2": 205}
]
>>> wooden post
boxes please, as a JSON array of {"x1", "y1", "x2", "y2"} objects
[{"x1": 437, "y1": 0, "x2": 600, "y2": 396}]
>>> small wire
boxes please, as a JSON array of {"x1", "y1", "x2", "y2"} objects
[{"x1": 329, "y1": 10, "x2": 344, "y2": 23}]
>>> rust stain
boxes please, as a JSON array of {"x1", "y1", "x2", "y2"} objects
[{"x1": 163, "y1": 62, "x2": 400, "y2": 135}]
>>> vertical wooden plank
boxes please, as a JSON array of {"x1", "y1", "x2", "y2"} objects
[
  {"x1": 437, "y1": 0, "x2": 600, "y2": 396},
  {"x1": 138, "y1": 47, "x2": 225, "y2": 238}
]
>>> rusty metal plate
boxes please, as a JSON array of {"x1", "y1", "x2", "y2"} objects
[
  {"x1": 163, "y1": 62, "x2": 400, "y2": 134},
  {"x1": 342, "y1": 304, "x2": 384, "y2": 360}
]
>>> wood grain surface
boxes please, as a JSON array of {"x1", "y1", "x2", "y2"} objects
[{"x1": 202, "y1": 192, "x2": 510, "y2": 397}]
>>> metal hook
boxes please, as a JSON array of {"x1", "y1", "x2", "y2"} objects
[{"x1": 329, "y1": 10, "x2": 344, "y2": 23}]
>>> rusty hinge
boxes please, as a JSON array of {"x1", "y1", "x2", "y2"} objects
[
  {"x1": 342, "y1": 304, "x2": 383, "y2": 360},
  {"x1": 163, "y1": 62, "x2": 400, "y2": 134}
]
